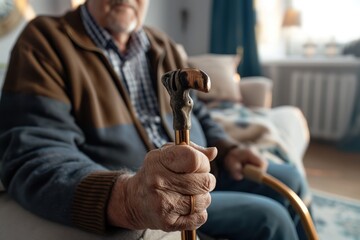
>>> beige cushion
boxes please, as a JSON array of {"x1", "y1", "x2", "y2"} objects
[
  {"x1": 0, "y1": 193, "x2": 181, "y2": 240},
  {"x1": 188, "y1": 54, "x2": 242, "y2": 103}
]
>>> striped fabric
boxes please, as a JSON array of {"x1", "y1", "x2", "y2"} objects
[{"x1": 80, "y1": 4, "x2": 169, "y2": 147}]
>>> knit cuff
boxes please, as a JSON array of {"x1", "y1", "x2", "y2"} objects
[{"x1": 71, "y1": 171, "x2": 125, "y2": 233}]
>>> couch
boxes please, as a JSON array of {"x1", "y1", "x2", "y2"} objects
[
  {"x1": 0, "y1": 54, "x2": 310, "y2": 240},
  {"x1": 0, "y1": 192, "x2": 180, "y2": 239},
  {"x1": 187, "y1": 53, "x2": 310, "y2": 179}
]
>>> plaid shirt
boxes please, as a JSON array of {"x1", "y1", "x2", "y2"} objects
[{"x1": 80, "y1": 5, "x2": 169, "y2": 147}]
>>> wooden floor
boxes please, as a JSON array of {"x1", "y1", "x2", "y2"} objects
[{"x1": 303, "y1": 140, "x2": 360, "y2": 200}]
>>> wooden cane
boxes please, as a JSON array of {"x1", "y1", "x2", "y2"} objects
[
  {"x1": 162, "y1": 68, "x2": 211, "y2": 240},
  {"x1": 243, "y1": 165, "x2": 319, "y2": 240}
]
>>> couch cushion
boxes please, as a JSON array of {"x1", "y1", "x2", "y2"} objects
[
  {"x1": 0, "y1": 193, "x2": 181, "y2": 240},
  {"x1": 188, "y1": 54, "x2": 242, "y2": 103}
]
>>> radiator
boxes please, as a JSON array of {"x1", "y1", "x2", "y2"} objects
[{"x1": 290, "y1": 71, "x2": 357, "y2": 140}]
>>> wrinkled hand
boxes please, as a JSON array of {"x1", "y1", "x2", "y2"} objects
[
  {"x1": 223, "y1": 145, "x2": 268, "y2": 181},
  {"x1": 107, "y1": 142, "x2": 217, "y2": 231}
]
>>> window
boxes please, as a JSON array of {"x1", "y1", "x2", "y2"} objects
[{"x1": 255, "y1": 0, "x2": 360, "y2": 59}]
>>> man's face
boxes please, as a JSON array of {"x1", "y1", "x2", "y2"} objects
[{"x1": 87, "y1": 0, "x2": 149, "y2": 34}]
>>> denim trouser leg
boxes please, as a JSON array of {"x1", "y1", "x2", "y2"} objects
[
  {"x1": 200, "y1": 162, "x2": 310, "y2": 240},
  {"x1": 200, "y1": 191, "x2": 299, "y2": 240}
]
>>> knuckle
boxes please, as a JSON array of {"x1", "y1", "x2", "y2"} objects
[
  {"x1": 202, "y1": 177, "x2": 211, "y2": 192},
  {"x1": 201, "y1": 173, "x2": 216, "y2": 192},
  {"x1": 196, "y1": 193, "x2": 211, "y2": 211},
  {"x1": 149, "y1": 175, "x2": 166, "y2": 189},
  {"x1": 204, "y1": 193, "x2": 212, "y2": 208},
  {"x1": 160, "y1": 198, "x2": 175, "y2": 215},
  {"x1": 196, "y1": 211, "x2": 208, "y2": 225},
  {"x1": 153, "y1": 193, "x2": 166, "y2": 214},
  {"x1": 188, "y1": 157, "x2": 200, "y2": 173},
  {"x1": 180, "y1": 196, "x2": 190, "y2": 212},
  {"x1": 160, "y1": 217, "x2": 176, "y2": 232},
  {"x1": 158, "y1": 193, "x2": 184, "y2": 217}
]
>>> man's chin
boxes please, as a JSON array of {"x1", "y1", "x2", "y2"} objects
[
  {"x1": 106, "y1": 10, "x2": 138, "y2": 34},
  {"x1": 107, "y1": 21, "x2": 137, "y2": 35}
]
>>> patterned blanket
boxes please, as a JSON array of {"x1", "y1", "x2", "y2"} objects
[
  {"x1": 208, "y1": 101, "x2": 312, "y2": 203},
  {"x1": 207, "y1": 101, "x2": 292, "y2": 165}
]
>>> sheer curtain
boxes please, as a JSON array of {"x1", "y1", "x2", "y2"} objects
[
  {"x1": 255, "y1": 0, "x2": 360, "y2": 151},
  {"x1": 256, "y1": 0, "x2": 360, "y2": 58},
  {"x1": 334, "y1": 0, "x2": 360, "y2": 151},
  {"x1": 210, "y1": 0, "x2": 261, "y2": 77}
]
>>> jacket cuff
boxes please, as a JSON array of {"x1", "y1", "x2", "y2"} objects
[{"x1": 71, "y1": 171, "x2": 124, "y2": 233}]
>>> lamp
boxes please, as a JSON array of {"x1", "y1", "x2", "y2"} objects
[
  {"x1": 282, "y1": 8, "x2": 301, "y2": 28},
  {"x1": 72, "y1": 0, "x2": 86, "y2": 8},
  {"x1": 282, "y1": 8, "x2": 301, "y2": 56}
]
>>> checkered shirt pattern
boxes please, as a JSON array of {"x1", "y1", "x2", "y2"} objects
[{"x1": 80, "y1": 5, "x2": 169, "y2": 147}]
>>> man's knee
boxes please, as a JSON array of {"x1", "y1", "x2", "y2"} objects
[
  {"x1": 268, "y1": 163, "x2": 306, "y2": 197},
  {"x1": 254, "y1": 199, "x2": 299, "y2": 240},
  {"x1": 203, "y1": 192, "x2": 299, "y2": 240}
]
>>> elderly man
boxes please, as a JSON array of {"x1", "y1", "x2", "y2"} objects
[{"x1": 0, "y1": 0, "x2": 309, "y2": 239}]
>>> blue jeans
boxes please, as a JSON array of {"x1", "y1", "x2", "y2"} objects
[{"x1": 200, "y1": 162, "x2": 310, "y2": 240}]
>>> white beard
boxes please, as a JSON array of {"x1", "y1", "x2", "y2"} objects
[{"x1": 106, "y1": 4, "x2": 138, "y2": 34}]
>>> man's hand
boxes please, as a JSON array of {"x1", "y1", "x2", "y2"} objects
[
  {"x1": 223, "y1": 145, "x2": 268, "y2": 181},
  {"x1": 107, "y1": 142, "x2": 217, "y2": 231}
]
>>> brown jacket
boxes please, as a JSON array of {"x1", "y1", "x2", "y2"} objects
[{"x1": 0, "y1": 7, "x2": 236, "y2": 234}]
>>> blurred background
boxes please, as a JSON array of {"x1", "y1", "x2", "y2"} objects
[{"x1": 0, "y1": 0, "x2": 359, "y2": 209}]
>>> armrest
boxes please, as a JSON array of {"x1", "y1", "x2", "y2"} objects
[
  {"x1": 0, "y1": 193, "x2": 181, "y2": 240},
  {"x1": 240, "y1": 76, "x2": 273, "y2": 108}
]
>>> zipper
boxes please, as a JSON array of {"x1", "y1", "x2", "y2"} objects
[
  {"x1": 156, "y1": 51, "x2": 175, "y2": 143},
  {"x1": 103, "y1": 56, "x2": 155, "y2": 151}
]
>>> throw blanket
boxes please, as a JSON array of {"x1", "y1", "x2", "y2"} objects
[
  {"x1": 207, "y1": 101, "x2": 292, "y2": 165},
  {"x1": 208, "y1": 101, "x2": 313, "y2": 204}
]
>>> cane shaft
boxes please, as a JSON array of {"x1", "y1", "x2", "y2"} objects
[
  {"x1": 175, "y1": 130, "x2": 190, "y2": 145},
  {"x1": 181, "y1": 230, "x2": 197, "y2": 240},
  {"x1": 175, "y1": 130, "x2": 196, "y2": 240}
]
